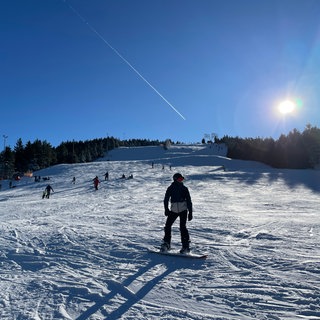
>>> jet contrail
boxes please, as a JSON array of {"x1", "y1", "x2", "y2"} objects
[{"x1": 63, "y1": 0, "x2": 186, "y2": 120}]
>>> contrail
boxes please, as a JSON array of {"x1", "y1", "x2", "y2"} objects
[{"x1": 63, "y1": 0, "x2": 186, "y2": 120}]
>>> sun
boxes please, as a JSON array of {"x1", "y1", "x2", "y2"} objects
[{"x1": 278, "y1": 100, "x2": 296, "y2": 114}]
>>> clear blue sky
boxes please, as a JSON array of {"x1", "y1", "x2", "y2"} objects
[{"x1": 1, "y1": 0, "x2": 320, "y2": 148}]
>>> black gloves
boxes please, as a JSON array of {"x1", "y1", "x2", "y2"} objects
[
  {"x1": 165, "y1": 208, "x2": 171, "y2": 216},
  {"x1": 188, "y1": 211, "x2": 193, "y2": 221}
]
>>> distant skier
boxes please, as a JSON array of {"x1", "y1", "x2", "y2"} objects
[
  {"x1": 161, "y1": 173, "x2": 193, "y2": 254},
  {"x1": 93, "y1": 176, "x2": 100, "y2": 190},
  {"x1": 72, "y1": 176, "x2": 76, "y2": 184},
  {"x1": 104, "y1": 171, "x2": 109, "y2": 180},
  {"x1": 43, "y1": 184, "x2": 54, "y2": 199}
]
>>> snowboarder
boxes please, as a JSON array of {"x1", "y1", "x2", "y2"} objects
[
  {"x1": 93, "y1": 176, "x2": 100, "y2": 190},
  {"x1": 162, "y1": 173, "x2": 193, "y2": 254},
  {"x1": 44, "y1": 184, "x2": 54, "y2": 199}
]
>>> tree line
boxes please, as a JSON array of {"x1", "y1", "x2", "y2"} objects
[
  {"x1": 216, "y1": 124, "x2": 320, "y2": 169},
  {"x1": 0, "y1": 137, "x2": 163, "y2": 179},
  {"x1": 1, "y1": 124, "x2": 320, "y2": 180}
]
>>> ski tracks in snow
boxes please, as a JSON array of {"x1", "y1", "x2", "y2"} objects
[{"x1": 0, "y1": 151, "x2": 320, "y2": 319}]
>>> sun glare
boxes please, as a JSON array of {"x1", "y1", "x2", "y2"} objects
[{"x1": 278, "y1": 100, "x2": 295, "y2": 114}]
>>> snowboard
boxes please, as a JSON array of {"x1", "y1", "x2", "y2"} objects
[{"x1": 148, "y1": 248, "x2": 207, "y2": 260}]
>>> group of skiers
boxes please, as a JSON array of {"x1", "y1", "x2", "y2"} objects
[
  {"x1": 151, "y1": 161, "x2": 172, "y2": 171},
  {"x1": 90, "y1": 172, "x2": 108, "y2": 190},
  {"x1": 92, "y1": 171, "x2": 193, "y2": 253},
  {"x1": 91, "y1": 169, "x2": 193, "y2": 253},
  {"x1": 93, "y1": 173, "x2": 134, "y2": 189},
  {"x1": 120, "y1": 173, "x2": 133, "y2": 180},
  {"x1": 41, "y1": 169, "x2": 193, "y2": 254}
]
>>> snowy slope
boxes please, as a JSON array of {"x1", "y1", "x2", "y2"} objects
[{"x1": 0, "y1": 144, "x2": 319, "y2": 319}]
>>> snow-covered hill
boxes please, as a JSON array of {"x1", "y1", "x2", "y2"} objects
[{"x1": 0, "y1": 144, "x2": 319, "y2": 319}]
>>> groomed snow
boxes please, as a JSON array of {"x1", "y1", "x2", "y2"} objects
[{"x1": 0, "y1": 144, "x2": 319, "y2": 319}]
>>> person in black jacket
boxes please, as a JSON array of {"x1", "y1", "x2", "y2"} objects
[
  {"x1": 162, "y1": 173, "x2": 193, "y2": 253},
  {"x1": 43, "y1": 184, "x2": 54, "y2": 199}
]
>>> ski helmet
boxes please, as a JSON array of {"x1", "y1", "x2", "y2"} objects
[{"x1": 173, "y1": 173, "x2": 184, "y2": 182}]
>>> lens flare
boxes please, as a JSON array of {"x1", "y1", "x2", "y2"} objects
[{"x1": 295, "y1": 98, "x2": 303, "y2": 109}]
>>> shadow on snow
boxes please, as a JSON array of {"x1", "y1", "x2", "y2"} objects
[{"x1": 76, "y1": 254, "x2": 206, "y2": 320}]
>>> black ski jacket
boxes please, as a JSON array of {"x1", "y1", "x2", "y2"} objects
[{"x1": 164, "y1": 181, "x2": 192, "y2": 213}]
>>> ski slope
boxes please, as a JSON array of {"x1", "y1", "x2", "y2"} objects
[{"x1": 0, "y1": 144, "x2": 319, "y2": 319}]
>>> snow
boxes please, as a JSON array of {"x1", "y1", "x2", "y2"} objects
[{"x1": 0, "y1": 144, "x2": 319, "y2": 320}]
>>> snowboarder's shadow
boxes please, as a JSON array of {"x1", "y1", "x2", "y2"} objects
[{"x1": 76, "y1": 254, "x2": 206, "y2": 320}]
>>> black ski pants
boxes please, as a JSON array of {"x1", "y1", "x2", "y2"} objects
[{"x1": 163, "y1": 210, "x2": 190, "y2": 247}]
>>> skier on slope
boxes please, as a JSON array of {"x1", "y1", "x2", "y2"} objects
[
  {"x1": 93, "y1": 176, "x2": 100, "y2": 190},
  {"x1": 43, "y1": 184, "x2": 54, "y2": 199},
  {"x1": 162, "y1": 173, "x2": 193, "y2": 254}
]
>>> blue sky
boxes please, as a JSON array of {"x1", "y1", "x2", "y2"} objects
[{"x1": 1, "y1": 0, "x2": 320, "y2": 148}]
